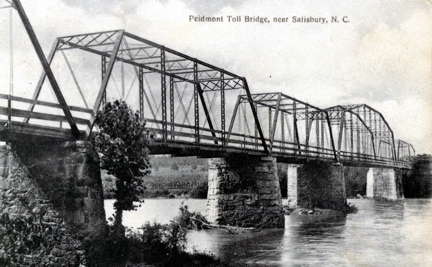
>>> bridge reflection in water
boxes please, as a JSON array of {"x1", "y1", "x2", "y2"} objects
[{"x1": 183, "y1": 199, "x2": 431, "y2": 267}]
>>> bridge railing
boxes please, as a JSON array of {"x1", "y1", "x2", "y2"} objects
[
  {"x1": 0, "y1": 93, "x2": 92, "y2": 138},
  {"x1": 144, "y1": 118, "x2": 267, "y2": 152}
]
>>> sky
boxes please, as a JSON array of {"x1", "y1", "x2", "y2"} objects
[{"x1": 0, "y1": 0, "x2": 431, "y2": 154}]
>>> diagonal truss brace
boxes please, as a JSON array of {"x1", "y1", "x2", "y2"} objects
[
  {"x1": 84, "y1": 30, "x2": 125, "y2": 140},
  {"x1": 13, "y1": 0, "x2": 79, "y2": 137}
]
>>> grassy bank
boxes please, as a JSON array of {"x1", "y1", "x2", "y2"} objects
[{"x1": 85, "y1": 206, "x2": 228, "y2": 267}]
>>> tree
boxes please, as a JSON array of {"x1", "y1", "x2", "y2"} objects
[
  {"x1": 93, "y1": 100, "x2": 151, "y2": 236},
  {"x1": 171, "y1": 163, "x2": 179, "y2": 171}
]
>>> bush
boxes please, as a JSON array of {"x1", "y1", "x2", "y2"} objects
[
  {"x1": 171, "y1": 163, "x2": 179, "y2": 171},
  {"x1": 85, "y1": 208, "x2": 227, "y2": 267},
  {"x1": 189, "y1": 180, "x2": 208, "y2": 199},
  {"x1": 175, "y1": 205, "x2": 209, "y2": 230}
]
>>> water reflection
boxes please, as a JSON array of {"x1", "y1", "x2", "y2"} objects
[
  {"x1": 187, "y1": 228, "x2": 285, "y2": 265},
  {"x1": 282, "y1": 215, "x2": 347, "y2": 267},
  {"x1": 105, "y1": 199, "x2": 432, "y2": 266}
]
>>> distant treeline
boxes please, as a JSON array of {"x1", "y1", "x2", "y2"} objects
[
  {"x1": 404, "y1": 154, "x2": 432, "y2": 198},
  {"x1": 149, "y1": 155, "x2": 209, "y2": 169},
  {"x1": 104, "y1": 155, "x2": 432, "y2": 199}
]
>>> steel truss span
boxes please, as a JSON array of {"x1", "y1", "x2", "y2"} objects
[{"x1": 0, "y1": 21, "x2": 414, "y2": 168}]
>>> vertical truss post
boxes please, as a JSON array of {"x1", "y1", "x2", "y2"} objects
[
  {"x1": 305, "y1": 106, "x2": 309, "y2": 154},
  {"x1": 254, "y1": 103, "x2": 258, "y2": 147},
  {"x1": 243, "y1": 79, "x2": 268, "y2": 153},
  {"x1": 371, "y1": 134, "x2": 377, "y2": 159},
  {"x1": 85, "y1": 30, "x2": 124, "y2": 140},
  {"x1": 7, "y1": 95, "x2": 11, "y2": 128},
  {"x1": 13, "y1": 0, "x2": 79, "y2": 137},
  {"x1": 320, "y1": 113, "x2": 325, "y2": 153},
  {"x1": 220, "y1": 73, "x2": 226, "y2": 146},
  {"x1": 281, "y1": 113, "x2": 285, "y2": 152},
  {"x1": 293, "y1": 102, "x2": 301, "y2": 154},
  {"x1": 101, "y1": 55, "x2": 107, "y2": 107},
  {"x1": 139, "y1": 67, "x2": 144, "y2": 118},
  {"x1": 193, "y1": 62, "x2": 200, "y2": 145},
  {"x1": 350, "y1": 112, "x2": 354, "y2": 159},
  {"x1": 169, "y1": 77, "x2": 175, "y2": 140},
  {"x1": 161, "y1": 49, "x2": 167, "y2": 142},
  {"x1": 397, "y1": 140, "x2": 401, "y2": 161},
  {"x1": 356, "y1": 128, "x2": 360, "y2": 156},
  {"x1": 269, "y1": 93, "x2": 281, "y2": 153},
  {"x1": 315, "y1": 114, "x2": 319, "y2": 154},
  {"x1": 268, "y1": 107, "x2": 272, "y2": 138},
  {"x1": 338, "y1": 111, "x2": 345, "y2": 152}
]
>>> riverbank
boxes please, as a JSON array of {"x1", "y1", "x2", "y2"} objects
[{"x1": 108, "y1": 198, "x2": 432, "y2": 266}]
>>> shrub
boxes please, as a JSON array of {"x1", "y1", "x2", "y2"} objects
[
  {"x1": 189, "y1": 180, "x2": 208, "y2": 199},
  {"x1": 175, "y1": 205, "x2": 209, "y2": 230},
  {"x1": 171, "y1": 163, "x2": 179, "y2": 171}
]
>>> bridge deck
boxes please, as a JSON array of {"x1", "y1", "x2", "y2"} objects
[{"x1": 0, "y1": 93, "x2": 411, "y2": 169}]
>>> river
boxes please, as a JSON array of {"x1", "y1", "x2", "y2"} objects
[{"x1": 105, "y1": 198, "x2": 432, "y2": 266}]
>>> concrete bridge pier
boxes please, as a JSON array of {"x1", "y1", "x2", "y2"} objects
[
  {"x1": 366, "y1": 168, "x2": 404, "y2": 200},
  {"x1": 206, "y1": 156, "x2": 285, "y2": 228},
  {"x1": 287, "y1": 161, "x2": 347, "y2": 211}
]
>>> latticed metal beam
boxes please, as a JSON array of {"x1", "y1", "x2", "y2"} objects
[{"x1": 56, "y1": 30, "x2": 245, "y2": 91}]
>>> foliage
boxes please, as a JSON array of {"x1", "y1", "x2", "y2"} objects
[
  {"x1": 171, "y1": 162, "x2": 180, "y2": 171},
  {"x1": 345, "y1": 203, "x2": 358, "y2": 214},
  {"x1": 93, "y1": 100, "x2": 151, "y2": 233},
  {"x1": 124, "y1": 206, "x2": 227, "y2": 266},
  {"x1": 175, "y1": 205, "x2": 210, "y2": 230},
  {"x1": 84, "y1": 224, "x2": 129, "y2": 267},
  {"x1": 150, "y1": 156, "x2": 208, "y2": 169},
  {"x1": 277, "y1": 163, "x2": 288, "y2": 198},
  {"x1": 0, "y1": 213, "x2": 84, "y2": 266},
  {"x1": 344, "y1": 167, "x2": 368, "y2": 197},
  {"x1": 85, "y1": 209, "x2": 226, "y2": 267},
  {"x1": 404, "y1": 154, "x2": 432, "y2": 198},
  {"x1": 189, "y1": 180, "x2": 208, "y2": 199}
]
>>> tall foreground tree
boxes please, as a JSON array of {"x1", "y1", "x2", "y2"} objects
[{"x1": 93, "y1": 100, "x2": 151, "y2": 235}]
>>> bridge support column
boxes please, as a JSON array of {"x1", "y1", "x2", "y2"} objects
[
  {"x1": 287, "y1": 161, "x2": 347, "y2": 211},
  {"x1": 366, "y1": 168, "x2": 404, "y2": 200},
  {"x1": 206, "y1": 156, "x2": 284, "y2": 228},
  {"x1": 287, "y1": 164, "x2": 300, "y2": 209},
  {"x1": 11, "y1": 139, "x2": 106, "y2": 238}
]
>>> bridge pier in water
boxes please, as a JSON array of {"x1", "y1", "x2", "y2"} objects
[
  {"x1": 206, "y1": 156, "x2": 285, "y2": 228},
  {"x1": 286, "y1": 161, "x2": 347, "y2": 211},
  {"x1": 366, "y1": 168, "x2": 404, "y2": 200}
]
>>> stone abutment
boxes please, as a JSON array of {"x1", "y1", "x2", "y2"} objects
[{"x1": 7, "y1": 137, "x2": 107, "y2": 237}]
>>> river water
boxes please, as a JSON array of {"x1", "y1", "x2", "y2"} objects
[{"x1": 105, "y1": 199, "x2": 432, "y2": 266}]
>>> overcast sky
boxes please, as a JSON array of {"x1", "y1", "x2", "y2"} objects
[{"x1": 0, "y1": 0, "x2": 431, "y2": 154}]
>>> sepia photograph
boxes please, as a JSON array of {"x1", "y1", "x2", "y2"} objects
[{"x1": 0, "y1": 0, "x2": 431, "y2": 266}]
